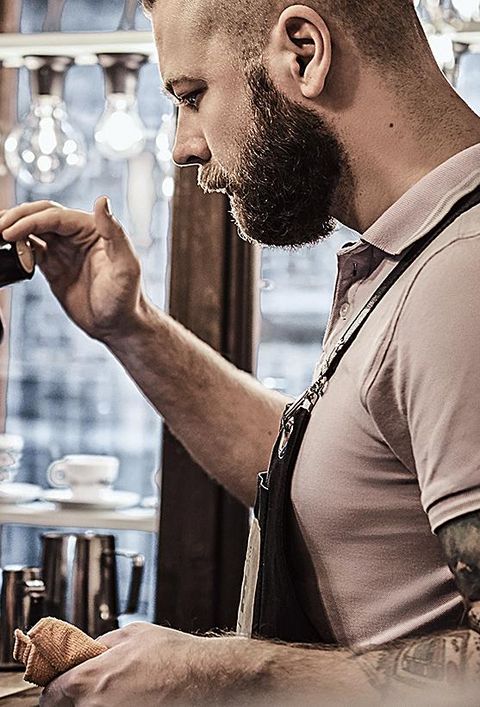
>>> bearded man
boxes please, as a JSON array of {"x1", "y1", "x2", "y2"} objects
[{"x1": 3, "y1": 0, "x2": 480, "y2": 704}]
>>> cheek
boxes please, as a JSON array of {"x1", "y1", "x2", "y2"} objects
[{"x1": 203, "y1": 95, "x2": 250, "y2": 168}]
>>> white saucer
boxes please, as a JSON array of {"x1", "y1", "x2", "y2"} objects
[
  {"x1": 0, "y1": 482, "x2": 41, "y2": 504},
  {"x1": 140, "y1": 495, "x2": 158, "y2": 509},
  {"x1": 42, "y1": 488, "x2": 140, "y2": 510}
]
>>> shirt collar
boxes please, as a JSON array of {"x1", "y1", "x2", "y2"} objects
[{"x1": 360, "y1": 142, "x2": 480, "y2": 256}]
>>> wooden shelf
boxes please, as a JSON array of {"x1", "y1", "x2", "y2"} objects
[
  {"x1": 0, "y1": 31, "x2": 156, "y2": 67},
  {"x1": 0, "y1": 500, "x2": 156, "y2": 532}
]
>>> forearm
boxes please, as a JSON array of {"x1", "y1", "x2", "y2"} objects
[
  {"x1": 105, "y1": 297, "x2": 287, "y2": 505},
  {"x1": 206, "y1": 630, "x2": 480, "y2": 705},
  {"x1": 0, "y1": 200, "x2": 285, "y2": 504}
]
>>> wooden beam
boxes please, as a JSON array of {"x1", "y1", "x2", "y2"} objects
[
  {"x1": 0, "y1": 3, "x2": 21, "y2": 431},
  {"x1": 155, "y1": 166, "x2": 259, "y2": 632}
]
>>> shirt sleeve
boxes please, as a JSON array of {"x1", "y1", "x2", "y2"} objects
[{"x1": 373, "y1": 234, "x2": 480, "y2": 533}]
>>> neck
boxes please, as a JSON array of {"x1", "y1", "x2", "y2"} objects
[{"x1": 333, "y1": 69, "x2": 480, "y2": 234}]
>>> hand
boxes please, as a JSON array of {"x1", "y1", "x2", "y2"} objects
[
  {"x1": 38, "y1": 622, "x2": 255, "y2": 707},
  {"x1": 0, "y1": 198, "x2": 144, "y2": 342}
]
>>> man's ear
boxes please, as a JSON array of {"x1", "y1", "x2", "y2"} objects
[{"x1": 268, "y1": 5, "x2": 332, "y2": 100}]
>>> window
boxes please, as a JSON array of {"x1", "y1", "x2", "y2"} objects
[
  {"x1": 258, "y1": 228, "x2": 352, "y2": 398},
  {"x1": 2, "y1": 0, "x2": 172, "y2": 621}
]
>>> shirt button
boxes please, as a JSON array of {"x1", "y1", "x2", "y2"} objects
[{"x1": 340, "y1": 303, "x2": 350, "y2": 319}]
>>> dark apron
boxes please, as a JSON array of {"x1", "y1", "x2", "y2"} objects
[{"x1": 236, "y1": 182, "x2": 480, "y2": 645}]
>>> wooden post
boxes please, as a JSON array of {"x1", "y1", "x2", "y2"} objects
[
  {"x1": 0, "y1": 4, "x2": 21, "y2": 430},
  {"x1": 155, "y1": 166, "x2": 260, "y2": 632}
]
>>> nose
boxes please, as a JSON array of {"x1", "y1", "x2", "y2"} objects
[{"x1": 172, "y1": 112, "x2": 211, "y2": 167}]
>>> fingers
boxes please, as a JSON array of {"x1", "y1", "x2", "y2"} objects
[
  {"x1": 41, "y1": 655, "x2": 105, "y2": 704},
  {"x1": 0, "y1": 198, "x2": 138, "y2": 271},
  {"x1": 94, "y1": 196, "x2": 120, "y2": 241},
  {"x1": 94, "y1": 196, "x2": 138, "y2": 262},
  {"x1": 1, "y1": 207, "x2": 93, "y2": 243},
  {"x1": 94, "y1": 196, "x2": 127, "y2": 243},
  {"x1": 40, "y1": 678, "x2": 73, "y2": 707},
  {"x1": 0, "y1": 200, "x2": 61, "y2": 232}
]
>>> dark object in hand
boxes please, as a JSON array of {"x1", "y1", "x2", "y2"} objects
[{"x1": 0, "y1": 237, "x2": 35, "y2": 288}]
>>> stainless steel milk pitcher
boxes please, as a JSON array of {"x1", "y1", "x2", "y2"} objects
[
  {"x1": 41, "y1": 532, "x2": 145, "y2": 637},
  {"x1": 0, "y1": 566, "x2": 46, "y2": 669}
]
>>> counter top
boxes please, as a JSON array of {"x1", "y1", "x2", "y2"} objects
[{"x1": 0, "y1": 672, "x2": 40, "y2": 704}]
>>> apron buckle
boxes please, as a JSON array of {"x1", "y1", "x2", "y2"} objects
[{"x1": 278, "y1": 418, "x2": 294, "y2": 459}]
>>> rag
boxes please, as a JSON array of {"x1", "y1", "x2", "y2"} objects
[{"x1": 13, "y1": 616, "x2": 108, "y2": 687}]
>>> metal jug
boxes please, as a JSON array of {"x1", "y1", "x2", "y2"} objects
[
  {"x1": 41, "y1": 532, "x2": 145, "y2": 638},
  {"x1": 0, "y1": 566, "x2": 46, "y2": 670}
]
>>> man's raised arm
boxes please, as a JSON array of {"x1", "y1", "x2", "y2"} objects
[
  {"x1": 0, "y1": 198, "x2": 286, "y2": 505},
  {"x1": 104, "y1": 298, "x2": 286, "y2": 505}
]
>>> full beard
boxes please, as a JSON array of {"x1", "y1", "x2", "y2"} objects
[{"x1": 199, "y1": 63, "x2": 350, "y2": 248}]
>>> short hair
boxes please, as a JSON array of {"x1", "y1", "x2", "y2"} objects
[{"x1": 143, "y1": 0, "x2": 431, "y2": 74}]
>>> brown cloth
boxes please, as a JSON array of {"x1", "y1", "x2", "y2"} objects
[{"x1": 13, "y1": 617, "x2": 108, "y2": 687}]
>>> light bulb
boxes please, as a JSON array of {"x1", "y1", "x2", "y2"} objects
[
  {"x1": 94, "y1": 93, "x2": 146, "y2": 161},
  {"x1": 5, "y1": 56, "x2": 86, "y2": 194},
  {"x1": 5, "y1": 96, "x2": 86, "y2": 193}
]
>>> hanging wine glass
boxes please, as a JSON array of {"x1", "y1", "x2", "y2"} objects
[
  {"x1": 118, "y1": 0, "x2": 139, "y2": 31},
  {"x1": 42, "y1": 0, "x2": 66, "y2": 32},
  {"x1": 94, "y1": 53, "x2": 148, "y2": 161},
  {"x1": 4, "y1": 56, "x2": 86, "y2": 194}
]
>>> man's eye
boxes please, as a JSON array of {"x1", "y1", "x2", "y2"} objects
[{"x1": 175, "y1": 91, "x2": 202, "y2": 111}]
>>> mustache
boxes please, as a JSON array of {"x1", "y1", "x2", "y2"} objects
[{"x1": 197, "y1": 162, "x2": 233, "y2": 194}]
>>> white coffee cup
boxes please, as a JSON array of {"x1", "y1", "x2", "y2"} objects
[{"x1": 47, "y1": 455, "x2": 119, "y2": 493}]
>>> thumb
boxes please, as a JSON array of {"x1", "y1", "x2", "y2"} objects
[{"x1": 93, "y1": 196, "x2": 131, "y2": 255}]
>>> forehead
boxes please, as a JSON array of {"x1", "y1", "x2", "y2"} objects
[{"x1": 151, "y1": 0, "x2": 218, "y2": 84}]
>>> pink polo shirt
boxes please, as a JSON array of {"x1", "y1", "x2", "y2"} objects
[{"x1": 290, "y1": 142, "x2": 480, "y2": 649}]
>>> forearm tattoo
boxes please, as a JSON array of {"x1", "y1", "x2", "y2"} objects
[
  {"x1": 354, "y1": 511, "x2": 480, "y2": 696},
  {"x1": 356, "y1": 630, "x2": 480, "y2": 695},
  {"x1": 438, "y1": 510, "x2": 480, "y2": 629}
]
